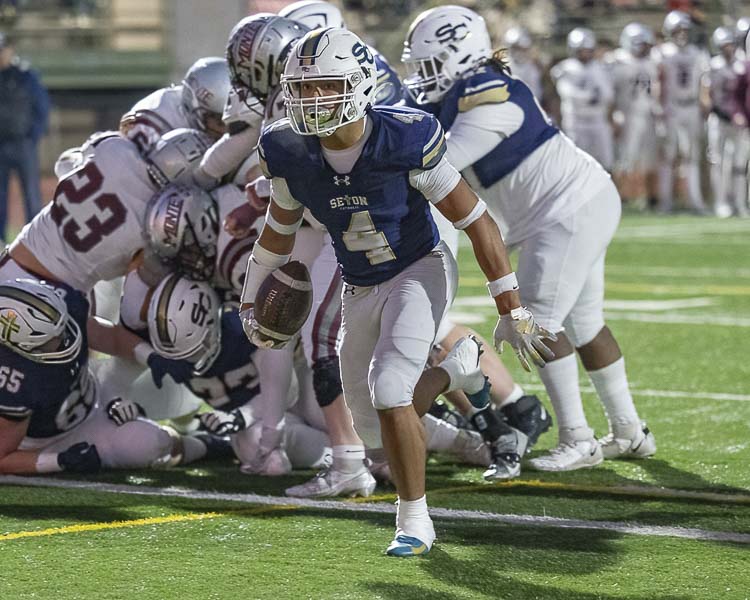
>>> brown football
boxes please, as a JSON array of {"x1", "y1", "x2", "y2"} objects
[{"x1": 254, "y1": 261, "x2": 313, "y2": 343}]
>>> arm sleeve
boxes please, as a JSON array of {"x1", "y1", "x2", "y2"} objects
[
  {"x1": 200, "y1": 127, "x2": 261, "y2": 180},
  {"x1": 270, "y1": 177, "x2": 303, "y2": 211},
  {"x1": 443, "y1": 102, "x2": 523, "y2": 172},
  {"x1": 409, "y1": 158, "x2": 461, "y2": 203}
]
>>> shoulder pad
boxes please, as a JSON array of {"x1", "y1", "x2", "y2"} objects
[
  {"x1": 371, "y1": 107, "x2": 446, "y2": 169},
  {"x1": 458, "y1": 70, "x2": 511, "y2": 113},
  {"x1": 258, "y1": 119, "x2": 304, "y2": 179}
]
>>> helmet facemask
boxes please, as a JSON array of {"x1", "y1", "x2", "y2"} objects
[
  {"x1": 178, "y1": 209, "x2": 219, "y2": 281},
  {"x1": 402, "y1": 52, "x2": 453, "y2": 105}
]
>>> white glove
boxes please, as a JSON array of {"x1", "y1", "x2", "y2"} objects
[
  {"x1": 239, "y1": 307, "x2": 286, "y2": 349},
  {"x1": 199, "y1": 409, "x2": 247, "y2": 436},
  {"x1": 106, "y1": 398, "x2": 145, "y2": 426},
  {"x1": 493, "y1": 307, "x2": 557, "y2": 372}
]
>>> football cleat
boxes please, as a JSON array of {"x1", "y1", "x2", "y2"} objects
[
  {"x1": 527, "y1": 438, "x2": 603, "y2": 472},
  {"x1": 385, "y1": 534, "x2": 431, "y2": 557},
  {"x1": 599, "y1": 423, "x2": 656, "y2": 459},
  {"x1": 285, "y1": 465, "x2": 376, "y2": 498},
  {"x1": 499, "y1": 395, "x2": 552, "y2": 449},
  {"x1": 240, "y1": 447, "x2": 292, "y2": 476},
  {"x1": 439, "y1": 335, "x2": 486, "y2": 396},
  {"x1": 428, "y1": 398, "x2": 470, "y2": 429},
  {"x1": 191, "y1": 432, "x2": 234, "y2": 460},
  {"x1": 483, "y1": 427, "x2": 528, "y2": 481}
]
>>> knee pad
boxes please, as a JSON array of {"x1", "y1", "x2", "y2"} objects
[
  {"x1": 370, "y1": 368, "x2": 412, "y2": 411},
  {"x1": 312, "y1": 356, "x2": 343, "y2": 408}
]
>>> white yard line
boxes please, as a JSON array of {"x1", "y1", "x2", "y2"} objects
[
  {"x1": 602, "y1": 311, "x2": 750, "y2": 327},
  {"x1": 1, "y1": 476, "x2": 749, "y2": 545},
  {"x1": 605, "y1": 265, "x2": 750, "y2": 280},
  {"x1": 521, "y1": 382, "x2": 750, "y2": 403}
]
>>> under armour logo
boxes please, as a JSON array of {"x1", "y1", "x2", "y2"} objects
[
  {"x1": 343, "y1": 285, "x2": 356, "y2": 296},
  {"x1": 333, "y1": 175, "x2": 350, "y2": 186}
]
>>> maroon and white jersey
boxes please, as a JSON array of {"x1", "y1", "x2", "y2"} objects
[
  {"x1": 609, "y1": 48, "x2": 659, "y2": 119},
  {"x1": 551, "y1": 58, "x2": 614, "y2": 125},
  {"x1": 18, "y1": 135, "x2": 156, "y2": 293},
  {"x1": 706, "y1": 54, "x2": 742, "y2": 120},
  {"x1": 212, "y1": 184, "x2": 262, "y2": 298},
  {"x1": 120, "y1": 86, "x2": 189, "y2": 154},
  {"x1": 655, "y1": 42, "x2": 710, "y2": 109}
]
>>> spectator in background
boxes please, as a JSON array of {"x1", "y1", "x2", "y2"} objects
[{"x1": 0, "y1": 32, "x2": 49, "y2": 244}]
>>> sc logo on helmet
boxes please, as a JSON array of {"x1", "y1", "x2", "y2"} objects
[{"x1": 435, "y1": 23, "x2": 469, "y2": 44}]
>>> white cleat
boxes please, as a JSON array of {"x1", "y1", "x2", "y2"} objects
[
  {"x1": 439, "y1": 335, "x2": 485, "y2": 395},
  {"x1": 483, "y1": 427, "x2": 528, "y2": 481},
  {"x1": 599, "y1": 423, "x2": 656, "y2": 459},
  {"x1": 285, "y1": 465, "x2": 376, "y2": 498},
  {"x1": 527, "y1": 438, "x2": 603, "y2": 472},
  {"x1": 239, "y1": 448, "x2": 292, "y2": 476}
]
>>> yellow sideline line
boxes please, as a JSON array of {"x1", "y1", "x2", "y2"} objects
[
  {"x1": 0, "y1": 505, "x2": 297, "y2": 542},
  {"x1": 350, "y1": 479, "x2": 750, "y2": 506}
]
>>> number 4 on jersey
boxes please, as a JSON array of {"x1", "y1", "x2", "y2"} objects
[{"x1": 342, "y1": 210, "x2": 395, "y2": 265}]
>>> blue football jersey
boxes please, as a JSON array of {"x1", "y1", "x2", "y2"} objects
[
  {"x1": 407, "y1": 67, "x2": 559, "y2": 188},
  {"x1": 373, "y1": 50, "x2": 405, "y2": 106},
  {"x1": 0, "y1": 285, "x2": 94, "y2": 439},
  {"x1": 186, "y1": 309, "x2": 260, "y2": 411},
  {"x1": 259, "y1": 106, "x2": 444, "y2": 286}
]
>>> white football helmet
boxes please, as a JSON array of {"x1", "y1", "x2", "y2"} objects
[
  {"x1": 144, "y1": 183, "x2": 219, "y2": 281},
  {"x1": 504, "y1": 26, "x2": 532, "y2": 50},
  {"x1": 278, "y1": 0, "x2": 345, "y2": 30},
  {"x1": 181, "y1": 57, "x2": 231, "y2": 137},
  {"x1": 711, "y1": 26, "x2": 735, "y2": 52},
  {"x1": 567, "y1": 28, "x2": 596, "y2": 54},
  {"x1": 146, "y1": 128, "x2": 210, "y2": 188},
  {"x1": 282, "y1": 27, "x2": 377, "y2": 136},
  {"x1": 620, "y1": 23, "x2": 654, "y2": 56},
  {"x1": 148, "y1": 274, "x2": 222, "y2": 375},
  {"x1": 663, "y1": 10, "x2": 691, "y2": 46},
  {"x1": 0, "y1": 279, "x2": 82, "y2": 364},
  {"x1": 737, "y1": 17, "x2": 750, "y2": 46},
  {"x1": 402, "y1": 5, "x2": 491, "y2": 105}
]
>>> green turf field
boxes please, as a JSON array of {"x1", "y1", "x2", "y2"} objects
[{"x1": 1, "y1": 213, "x2": 749, "y2": 600}]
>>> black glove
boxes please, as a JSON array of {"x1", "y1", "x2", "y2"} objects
[
  {"x1": 106, "y1": 398, "x2": 146, "y2": 426},
  {"x1": 198, "y1": 408, "x2": 247, "y2": 436},
  {"x1": 147, "y1": 353, "x2": 195, "y2": 388},
  {"x1": 57, "y1": 442, "x2": 101, "y2": 473}
]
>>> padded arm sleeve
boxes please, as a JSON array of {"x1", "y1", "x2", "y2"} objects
[
  {"x1": 271, "y1": 177, "x2": 303, "y2": 211},
  {"x1": 409, "y1": 158, "x2": 462, "y2": 204}
]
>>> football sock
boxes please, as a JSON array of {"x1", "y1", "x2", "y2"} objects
[
  {"x1": 332, "y1": 444, "x2": 366, "y2": 474},
  {"x1": 422, "y1": 413, "x2": 459, "y2": 452},
  {"x1": 537, "y1": 354, "x2": 589, "y2": 436},
  {"x1": 495, "y1": 383, "x2": 524, "y2": 409},
  {"x1": 587, "y1": 357, "x2": 640, "y2": 432},
  {"x1": 685, "y1": 163, "x2": 705, "y2": 211},
  {"x1": 658, "y1": 164, "x2": 673, "y2": 212},
  {"x1": 396, "y1": 495, "x2": 435, "y2": 546},
  {"x1": 182, "y1": 435, "x2": 208, "y2": 463}
]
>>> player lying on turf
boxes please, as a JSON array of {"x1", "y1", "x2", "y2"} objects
[
  {"x1": 403, "y1": 6, "x2": 656, "y2": 470},
  {"x1": 238, "y1": 27, "x2": 553, "y2": 557},
  {"x1": 0, "y1": 279, "x2": 221, "y2": 474}
]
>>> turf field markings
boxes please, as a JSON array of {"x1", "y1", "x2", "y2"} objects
[
  {"x1": 356, "y1": 480, "x2": 750, "y2": 506},
  {"x1": 520, "y1": 382, "x2": 750, "y2": 403},
  {"x1": 1, "y1": 477, "x2": 749, "y2": 545},
  {"x1": 603, "y1": 311, "x2": 750, "y2": 327},
  {"x1": 0, "y1": 505, "x2": 296, "y2": 542},
  {"x1": 605, "y1": 265, "x2": 750, "y2": 280}
]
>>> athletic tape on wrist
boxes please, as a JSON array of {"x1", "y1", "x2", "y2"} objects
[
  {"x1": 36, "y1": 453, "x2": 62, "y2": 473},
  {"x1": 453, "y1": 199, "x2": 487, "y2": 230},
  {"x1": 487, "y1": 272, "x2": 519, "y2": 297}
]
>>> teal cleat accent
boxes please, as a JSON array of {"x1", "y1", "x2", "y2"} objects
[
  {"x1": 466, "y1": 375, "x2": 491, "y2": 410},
  {"x1": 385, "y1": 535, "x2": 431, "y2": 557}
]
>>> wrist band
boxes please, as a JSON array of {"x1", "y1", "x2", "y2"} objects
[
  {"x1": 487, "y1": 272, "x2": 519, "y2": 297},
  {"x1": 134, "y1": 342, "x2": 154, "y2": 367},
  {"x1": 36, "y1": 452, "x2": 63, "y2": 473},
  {"x1": 453, "y1": 199, "x2": 487, "y2": 230}
]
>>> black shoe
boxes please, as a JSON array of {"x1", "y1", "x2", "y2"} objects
[
  {"x1": 191, "y1": 432, "x2": 235, "y2": 460},
  {"x1": 499, "y1": 395, "x2": 552, "y2": 449},
  {"x1": 428, "y1": 399, "x2": 469, "y2": 429}
]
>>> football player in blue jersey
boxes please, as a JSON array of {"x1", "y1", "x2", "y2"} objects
[
  {"x1": 0, "y1": 279, "x2": 214, "y2": 474},
  {"x1": 402, "y1": 6, "x2": 656, "y2": 472},
  {"x1": 238, "y1": 27, "x2": 553, "y2": 557},
  {"x1": 144, "y1": 274, "x2": 333, "y2": 475}
]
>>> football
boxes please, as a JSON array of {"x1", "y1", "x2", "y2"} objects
[{"x1": 253, "y1": 260, "x2": 313, "y2": 344}]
